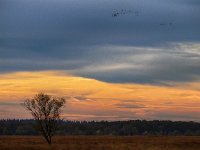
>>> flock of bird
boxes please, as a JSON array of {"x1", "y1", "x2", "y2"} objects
[
  {"x1": 112, "y1": 9, "x2": 139, "y2": 17},
  {"x1": 112, "y1": 9, "x2": 173, "y2": 27}
]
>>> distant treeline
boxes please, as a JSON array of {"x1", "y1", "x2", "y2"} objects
[{"x1": 1, "y1": 119, "x2": 200, "y2": 136}]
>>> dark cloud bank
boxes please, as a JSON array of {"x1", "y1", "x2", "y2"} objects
[{"x1": 0, "y1": 0, "x2": 200, "y2": 84}]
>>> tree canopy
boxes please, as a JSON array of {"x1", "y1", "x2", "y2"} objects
[{"x1": 23, "y1": 93, "x2": 66, "y2": 145}]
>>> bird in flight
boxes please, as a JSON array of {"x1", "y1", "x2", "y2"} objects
[{"x1": 112, "y1": 9, "x2": 139, "y2": 17}]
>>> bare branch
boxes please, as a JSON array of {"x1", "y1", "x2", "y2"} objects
[{"x1": 23, "y1": 93, "x2": 66, "y2": 145}]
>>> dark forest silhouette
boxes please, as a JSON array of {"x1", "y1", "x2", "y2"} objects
[{"x1": 1, "y1": 119, "x2": 200, "y2": 136}]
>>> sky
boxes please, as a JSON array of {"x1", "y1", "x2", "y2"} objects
[{"x1": 0, "y1": 0, "x2": 200, "y2": 121}]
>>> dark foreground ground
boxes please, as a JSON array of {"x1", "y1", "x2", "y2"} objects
[{"x1": 0, "y1": 136, "x2": 200, "y2": 150}]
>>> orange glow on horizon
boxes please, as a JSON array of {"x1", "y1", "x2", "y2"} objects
[{"x1": 1, "y1": 71, "x2": 200, "y2": 121}]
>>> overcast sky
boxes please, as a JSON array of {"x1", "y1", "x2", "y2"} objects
[
  {"x1": 1, "y1": 0, "x2": 200, "y2": 120},
  {"x1": 0, "y1": 0, "x2": 200, "y2": 84}
]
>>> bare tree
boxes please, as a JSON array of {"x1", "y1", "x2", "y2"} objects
[{"x1": 23, "y1": 93, "x2": 66, "y2": 145}]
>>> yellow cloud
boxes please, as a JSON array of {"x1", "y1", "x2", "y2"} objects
[{"x1": 1, "y1": 71, "x2": 200, "y2": 120}]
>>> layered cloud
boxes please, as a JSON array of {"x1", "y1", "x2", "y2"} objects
[
  {"x1": 0, "y1": 0, "x2": 200, "y2": 84},
  {"x1": 1, "y1": 71, "x2": 200, "y2": 120},
  {"x1": 1, "y1": 0, "x2": 200, "y2": 120}
]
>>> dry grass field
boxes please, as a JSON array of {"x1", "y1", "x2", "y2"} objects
[{"x1": 0, "y1": 136, "x2": 200, "y2": 150}]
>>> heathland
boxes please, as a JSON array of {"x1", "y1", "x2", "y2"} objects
[{"x1": 1, "y1": 136, "x2": 200, "y2": 150}]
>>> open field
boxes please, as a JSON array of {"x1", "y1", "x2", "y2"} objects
[{"x1": 1, "y1": 136, "x2": 200, "y2": 150}]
